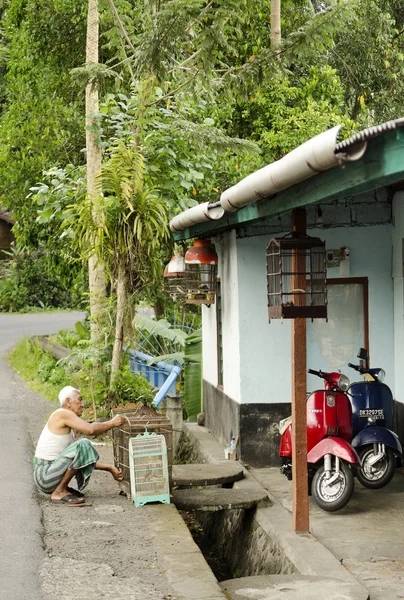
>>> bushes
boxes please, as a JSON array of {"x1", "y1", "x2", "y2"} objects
[
  {"x1": 0, "y1": 246, "x2": 85, "y2": 311},
  {"x1": 9, "y1": 334, "x2": 155, "y2": 419},
  {"x1": 111, "y1": 364, "x2": 155, "y2": 406}
]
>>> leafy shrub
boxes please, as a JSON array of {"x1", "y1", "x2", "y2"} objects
[
  {"x1": 53, "y1": 321, "x2": 91, "y2": 349},
  {"x1": 111, "y1": 364, "x2": 155, "y2": 406},
  {"x1": 0, "y1": 246, "x2": 85, "y2": 311},
  {"x1": 37, "y1": 352, "x2": 58, "y2": 382}
]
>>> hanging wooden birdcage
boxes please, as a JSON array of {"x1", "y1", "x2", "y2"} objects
[
  {"x1": 266, "y1": 232, "x2": 327, "y2": 322},
  {"x1": 163, "y1": 251, "x2": 186, "y2": 301},
  {"x1": 183, "y1": 239, "x2": 218, "y2": 305}
]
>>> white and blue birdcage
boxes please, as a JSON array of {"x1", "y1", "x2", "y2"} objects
[{"x1": 129, "y1": 431, "x2": 170, "y2": 508}]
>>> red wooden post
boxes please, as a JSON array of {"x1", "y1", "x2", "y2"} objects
[{"x1": 291, "y1": 208, "x2": 309, "y2": 533}]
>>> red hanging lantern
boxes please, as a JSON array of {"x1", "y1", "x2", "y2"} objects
[{"x1": 183, "y1": 239, "x2": 218, "y2": 305}]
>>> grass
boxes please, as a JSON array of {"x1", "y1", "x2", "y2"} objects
[{"x1": 8, "y1": 337, "x2": 63, "y2": 403}]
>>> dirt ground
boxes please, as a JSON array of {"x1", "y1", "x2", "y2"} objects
[{"x1": 38, "y1": 442, "x2": 176, "y2": 600}]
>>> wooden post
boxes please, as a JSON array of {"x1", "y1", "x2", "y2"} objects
[{"x1": 291, "y1": 208, "x2": 309, "y2": 533}]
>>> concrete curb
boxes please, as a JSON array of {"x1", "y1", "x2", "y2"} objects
[
  {"x1": 147, "y1": 504, "x2": 228, "y2": 600},
  {"x1": 183, "y1": 423, "x2": 370, "y2": 600}
]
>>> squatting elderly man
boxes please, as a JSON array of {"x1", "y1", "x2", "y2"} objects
[{"x1": 33, "y1": 386, "x2": 125, "y2": 507}]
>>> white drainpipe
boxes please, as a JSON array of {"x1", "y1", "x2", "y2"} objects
[
  {"x1": 169, "y1": 201, "x2": 224, "y2": 233},
  {"x1": 169, "y1": 125, "x2": 367, "y2": 232}
]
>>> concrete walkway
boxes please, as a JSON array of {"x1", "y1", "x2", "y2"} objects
[
  {"x1": 183, "y1": 422, "x2": 404, "y2": 600},
  {"x1": 252, "y1": 466, "x2": 404, "y2": 600}
]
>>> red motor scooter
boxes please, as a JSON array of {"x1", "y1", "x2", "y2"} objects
[{"x1": 279, "y1": 368, "x2": 360, "y2": 512}]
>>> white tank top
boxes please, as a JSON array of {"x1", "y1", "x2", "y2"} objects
[{"x1": 35, "y1": 423, "x2": 75, "y2": 460}]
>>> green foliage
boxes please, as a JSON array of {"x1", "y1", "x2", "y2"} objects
[
  {"x1": 110, "y1": 363, "x2": 154, "y2": 405},
  {"x1": 183, "y1": 328, "x2": 202, "y2": 421},
  {"x1": 0, "y1": 245, "x2": 84, "y2": 311},
  {"x1": 51, "y1": 321, "x2": 91, "y2": 349}
]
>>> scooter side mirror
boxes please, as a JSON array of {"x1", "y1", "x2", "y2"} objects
[
  {"x1": 357, "y1": 347, "x2": 369, "y2": 369},
  {"x1": 357, "y1": 348, "x2": 368, "y2": 361}
]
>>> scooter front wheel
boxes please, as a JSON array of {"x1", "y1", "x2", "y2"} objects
[
  {"x1": 312, "y1": 460, "x2": 354, "y2": 512},
  {"x1": 356, "y1": 445, "x2": 395, "y2": 489}
]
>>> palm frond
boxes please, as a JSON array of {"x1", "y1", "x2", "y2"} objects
[{"x1": 134, "y1": 314, "x2": 188, "y2": 346}]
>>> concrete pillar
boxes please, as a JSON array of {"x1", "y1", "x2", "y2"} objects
[
  {"x1": 392, "y1": 192, "x2": 404, "y2": 403},
  {"x1": 160, "y1": 395, "x2": 183, "y2": 457},
  {"x1": 392, "y1": 192, "x2": 404, "y2": 444}
]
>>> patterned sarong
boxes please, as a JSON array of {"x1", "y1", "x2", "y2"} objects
[{"x1": 33, "y1": 438, "x2": 99, "y2": 494}]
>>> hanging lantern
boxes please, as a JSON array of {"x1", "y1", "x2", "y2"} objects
[
  {"x1": 163, "y1": 251, "x2": 186, "y2": 301},
  {"x1": 266, "y1": 232, "x2": 327, "y2": 322},
  {"x1": 183, "y1": 239, "x2": 218, "y2": 305}
]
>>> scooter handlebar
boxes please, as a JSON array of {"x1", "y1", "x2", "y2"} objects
[
  {"x1": 348, "y1": 363, "x2": 360, "y2": 371},
  {"x1": 308, "y1": 368, "x2": 322, "y2": 377}
]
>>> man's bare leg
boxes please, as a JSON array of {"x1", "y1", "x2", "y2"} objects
[
  {"x1": 95, "y1": 461, "x2": 124, "y2": 481},
  {"x1": 51, "y1": 468, "x2": 84, "y2": 501}
]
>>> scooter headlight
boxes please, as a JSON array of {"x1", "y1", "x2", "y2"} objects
[
  {"x1": 338, "y1": 374, "x2": 350, "y2": 392},
  {"x1": 376, "y1": 369, "x2": 385, "y2": 383}
]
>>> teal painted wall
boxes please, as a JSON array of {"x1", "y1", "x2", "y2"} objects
[{"x1": 237, "y1": 223, "x2": 394, "y2": 404}]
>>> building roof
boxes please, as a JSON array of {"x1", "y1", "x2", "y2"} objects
[{"x1": 172, "y1": 119, "x2": 404, "y2": 241}]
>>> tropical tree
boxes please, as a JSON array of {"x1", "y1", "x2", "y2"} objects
[
  {"x1": 67, "y1": 141, "x2": 170, "y2": 403},
  {"x1": 85, "y1": 0, "x2": 106, "y2": 340}
]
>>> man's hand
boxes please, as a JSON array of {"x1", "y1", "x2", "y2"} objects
[{"x1": 111, "y1": 415, "x2": 125, "y2": 428}]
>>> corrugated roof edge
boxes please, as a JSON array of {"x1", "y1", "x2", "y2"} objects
[{"x1": 335, "y1": 118, "x2": 404, "y2": 153}]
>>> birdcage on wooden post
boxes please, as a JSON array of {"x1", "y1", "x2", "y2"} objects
[{"x1": 266, "y1": 232, "x2": 327, "y2": 322}]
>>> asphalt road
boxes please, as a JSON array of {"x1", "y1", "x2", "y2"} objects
[{"x1": 0, "y1": 312, "x2": 85, "y2": 600}]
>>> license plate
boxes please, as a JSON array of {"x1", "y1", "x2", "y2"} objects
[{"x1": 358, "y1": 408, "x2": 385, "y2": 419}]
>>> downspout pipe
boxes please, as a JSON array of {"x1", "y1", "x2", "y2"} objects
[
  {"x1": 152, "y1": 365, "x2": 181, "y2": 408},
  {"x1": 125, "y1": 347, "x2": 182, "y2": 408}
]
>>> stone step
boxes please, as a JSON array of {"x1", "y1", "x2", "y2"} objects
[
  {"x1": 172, "y1": 487, "x2": 269, "y2": 512},
  {"x1": 221, "y1": 575, "x2": 367, "y2": 600},
  {"x1": 171, "y1": 462, "x2": 244, "y2": 487}
]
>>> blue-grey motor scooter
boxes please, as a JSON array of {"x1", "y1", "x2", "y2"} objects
[{"x1": 347, "y1": 348, "x2": 402, "y2": 489}]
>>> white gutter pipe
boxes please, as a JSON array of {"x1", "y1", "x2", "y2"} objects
[
  {"x1": 170, "y1": 125, "x2": 367, "y2": 231},
  {"x1": 220, "y1": 126, "x2": 366, "y2": 212},
  {"x1": 169, "y1": 201, "x2": 225, "y2": 233}
]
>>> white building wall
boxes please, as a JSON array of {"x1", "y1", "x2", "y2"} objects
[
  {"x1": 202, "y1": 230, "x2": 241, "y2": 403},
  {"x1": 236, "y1": 223, "x2": 394, "y2": 404}
]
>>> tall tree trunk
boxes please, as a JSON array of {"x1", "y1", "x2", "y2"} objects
[
  {"x1": 271, "y1": 0, "x2": 281, "y2": 53},
  {"x1": 86, "y1": 0, "x2": 106, "y2": 341},
  {"x1": 109, "y1": 263, "x2": 127, "y2": 405}
]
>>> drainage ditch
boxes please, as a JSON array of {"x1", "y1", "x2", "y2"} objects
[
  {"x1": 174, "y1": 432, "x2": 297, "y2": 582},
  {"x1": 178, "y1": 498, "x2": 297, "y2": 581}
]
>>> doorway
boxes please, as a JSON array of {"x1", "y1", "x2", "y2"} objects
[{"x1": 307, "y1": 277, "x2": 369, "y2": 391}]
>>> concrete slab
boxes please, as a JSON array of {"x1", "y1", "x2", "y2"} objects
[
  {"x1": 172, "y1": 462, "x2": 244, "y2": 487},
  {"x1": 147, "y1": 504, "x2": 227, "y2": 599},
  {"x1": 221, "y1": 575, "x2": 367, "y2": 600},
  {"x1": 251, "y1": 466, "x2": 404, "y2": 600},
  {"x1": 172, "y1": 487, "x2": 269, "y2": 511}
]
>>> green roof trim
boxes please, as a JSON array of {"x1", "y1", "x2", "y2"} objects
[{"x1": 172, "y1": 129, "x2": 404, "y2": 241}]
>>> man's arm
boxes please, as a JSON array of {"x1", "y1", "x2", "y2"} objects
[{"x1": 59, "y1": 410, "x2": 125, "y2": 436}]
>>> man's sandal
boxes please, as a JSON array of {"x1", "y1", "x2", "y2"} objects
[{"x1": 51, "y1": 493, "x2": 91, "y2": 507}]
